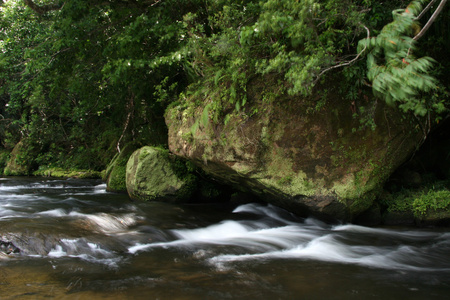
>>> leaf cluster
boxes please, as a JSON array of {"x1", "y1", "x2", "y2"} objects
[
  {"x1": 358, "y1": 0, "x2": 446, "y2": 116},
  {"x1": 182, "y1": 0, "x2": 374, "y2": 123}
]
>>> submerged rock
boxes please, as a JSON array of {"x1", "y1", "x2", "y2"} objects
[
  {"x1": 165, "y1": 77, "x2": 424, "y2": 221},
  {"x1": 0, "y1": 241, "x2": 20, "y2": 255},
  {"x1": 126, "y1": 146, "x2": 197, "y2": 202}
]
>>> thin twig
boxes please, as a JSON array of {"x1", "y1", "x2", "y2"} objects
[
  {"x1": 415, "y1": 0, "x2": 438, "y2": 20},
  {"x1": 150, "y1": 0, "x2": 163, "y2": 7},
  {"x1": 414, "y1": 0, "x2": 447, "y2": 41},
  {"x1": 116, "y1": 91, "x2": 134, "y2": 153},
  {"x1": 313, "y1": 25, "x2": 370, "y2": 85}
]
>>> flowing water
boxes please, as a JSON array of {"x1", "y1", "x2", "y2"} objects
[{"x1": 0, "y1": 177, "x2": 449, "y2": 299}]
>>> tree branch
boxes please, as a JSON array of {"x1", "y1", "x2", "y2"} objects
[
  {"x1": 414, "y1": 0, "x2": 447, "y2": 41},
  {"x1": 23, "y1": 0, "x2": 63, "y2": 15},
  {"x1": 313, "y1": 25, "x2": 370, "y2": 85},
  {"x1": 415, "y1": 0, "x2": 439, "y2": 20}
]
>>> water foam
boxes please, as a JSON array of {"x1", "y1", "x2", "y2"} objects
[
  {"x1": 126, "y1": 203, "x2": 450, "y2": 272},
  {"x1": 37, "y1": 208, "x2": 68, "y2": 217},
  {"x1": 68, "y1": 211, "x2": 138, "y2": 233},
  {"x1": 46, "y1": 238, "x2": 120, "y2": 266}
]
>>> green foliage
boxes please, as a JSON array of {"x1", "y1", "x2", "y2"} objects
[
  {"x1": 383, "y1": 191, "x2": 415, "y2": 212},
  {"x1": 179, "y1": 0, "x2": 378, "y2": 127},
  {"x1": 382, "y1": 179, "x2": 450, "y2": 218},
  {"x1": 358, "y1": 0, "x2": 445, "y2": 116},
  {"x1": 412, "y1": 189, "x2": 450, "y2": 217},
  {"x1": 33, "y1": 167, "x2": 102, "y2": 179},
  {"x1": 242, "y1": 0, "x2": 324, "y2": 95},
  {"x1": 0, "y1": 0, "x2": 199, "y2": 170}
]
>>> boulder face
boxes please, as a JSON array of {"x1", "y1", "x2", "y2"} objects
[
  {"x1": 4, "y1": 139, "x2": 38, "y2": 176},
  {"x1": 126, "y1": 146, "x2": 196, "y2": 202},
  {"x1": 165, "y1": 79, "x2": 424, "y2": 221}
]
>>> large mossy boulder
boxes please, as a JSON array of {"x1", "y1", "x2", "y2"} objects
[
  {"x1": 126, "y1": 146, "x2": 197, "y2": 202},
  {"x1": 4, "y1": 139, "x2": 39, "y2": 176},
  {"x1": 0, "y1": 149, "x2": 10, "y2": 175},
  {"x1": 165, "y1": 77, "x2": 424, "y2": 221}
]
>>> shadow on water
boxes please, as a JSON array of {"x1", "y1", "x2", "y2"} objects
[{"x1": 0, "y1": 177, "x2": 449, "y2": 299}]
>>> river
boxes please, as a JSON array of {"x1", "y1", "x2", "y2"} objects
[{"x1": 0, "y1": 177, "x2": 449, "y2": 299}]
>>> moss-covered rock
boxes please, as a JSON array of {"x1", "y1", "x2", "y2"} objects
[
  {"x1": 105, "y1": 143, "x2": 140, "y2": 193},
  {"x1": 126, "y1": 146, "x2": 197, "y2": 202},
  {"x1": 165, "y1": 76, "x2": 424, "y2": 221},
  {"x1": 0, "y1": 149, "x2": 10, "y2": 175},
  {"x1": 4, "y1": 139, "x2": 40, "y2": 176}
]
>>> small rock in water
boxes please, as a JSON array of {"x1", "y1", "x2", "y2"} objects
[{"x1": 0, "y1": 241, "x2": 20, "y2": 255}]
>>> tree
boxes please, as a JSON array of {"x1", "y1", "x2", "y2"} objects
[{"x1": 0, "y1": 0, "x2": 203, "y2": 169}]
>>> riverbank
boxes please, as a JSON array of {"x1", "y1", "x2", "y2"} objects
[{"x1": 32, "y1": 167, "x2": 104, "y2": 179}]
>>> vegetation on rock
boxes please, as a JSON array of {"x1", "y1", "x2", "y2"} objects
[
  {"x1": 126, "y1": 146, "x2": 197, "y2": 202},
  {"x1": 166, "y1": 75, "x2": 424, "y2": 220}
]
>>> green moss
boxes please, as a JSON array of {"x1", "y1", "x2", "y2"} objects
[
  {"x1": 105, "y1": 143, "x2": 140, "y2": 192},
  {"x1": 126, "y1": 146, "x2": 198, "y2": 202},
  {"x1": 332, "y1": 173, "x2": 357, "y2": 198},
  {"x1": 258, "y1": 148, "x2": 317, "y2": 197},
  {"x1": 104, "y1": 152, "x2": 119, "y2": 181},
  {"x1": 329, "y1": 138, "x2": 392, "y2": 215},
  {"x1": 0, "y1": 149, "x2": 9, "y2": 174},
  {"x1": 277, "y1": 176, "x2": 293, "y2": 186},
  {"x1": 4, "y1": 139, "x2": 40, "y2": 176},
  {"x1": 349, "y1": 191, "x2": 378, "y2": 216},
  {"x1": 33, "y1": 167, "x2": 102, "y2": 179},
  {"x1": 108, "y1": 165, "x2": 127, "y2": 191}
]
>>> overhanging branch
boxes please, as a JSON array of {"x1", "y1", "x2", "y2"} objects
[
  {"x1": 414, "y1": 0, "x2": 447, "y2": 41},
  {"x1": 313, "y1": 25, "x2": 370, "y2": 85},
  {"x1": 415, "y1": 0, "x2": 439, "y2": 20}
]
